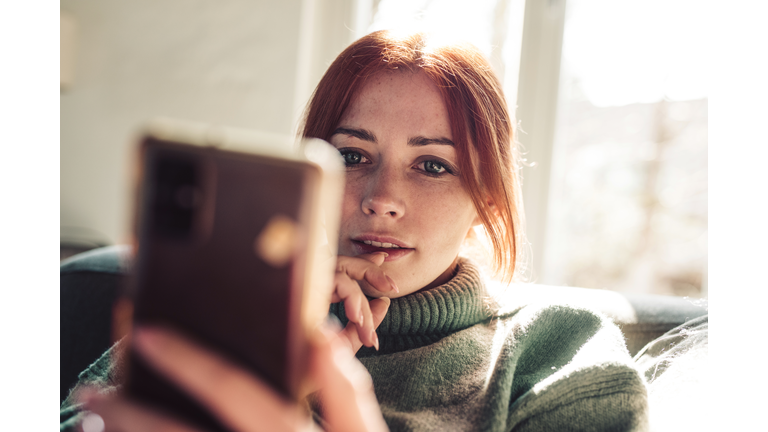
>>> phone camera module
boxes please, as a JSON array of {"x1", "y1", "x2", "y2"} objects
[
  {"x1": 175, "y1": 184, "x2": 201, "y2": 210},
  {"x1": 151, "y1": 153, "x2": 201, "y2": 240}
]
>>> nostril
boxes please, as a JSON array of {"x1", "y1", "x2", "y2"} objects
[{"x1": 362, "y1": 197, "x2": 402, "y2": 218}]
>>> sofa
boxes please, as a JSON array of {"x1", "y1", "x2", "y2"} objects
[{"x1": 60, "y1": 245, "x2": 708, "y2": 406}]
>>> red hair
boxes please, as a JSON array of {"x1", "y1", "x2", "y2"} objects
[{"x1": 301, "y1": 30, "x2": 525, "y2": 283}]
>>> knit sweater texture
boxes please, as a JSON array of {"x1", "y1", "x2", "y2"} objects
[
  {"x1": 61, "y1": 259, "x2": 648, "y2": 431},
  {"x1": 328, "y1": 259, "x2": 648, "y2": 431}
]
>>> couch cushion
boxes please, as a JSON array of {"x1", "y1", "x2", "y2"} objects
[
  {"x1": 60, "y1": 245, "x2": 132, "y2": 402},
  {"x1": 60, "y1": 244, "x2": 133, "y2": 275}
]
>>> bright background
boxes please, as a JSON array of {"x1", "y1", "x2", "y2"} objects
[
  {"x1": 0, "y1": 2, "x2": 764, "y2": 427},
  {"x1": 58, "y1": 0, "x2": 709, "y2": 298},
  {"x1": 366, "y1": 0, "x2": 708, "y2": 298}
]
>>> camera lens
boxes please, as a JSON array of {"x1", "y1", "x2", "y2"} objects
[
  {"x1": 151, "y1": 151, "x2": 200, "y2": 240},
  {"x1": 175, "y1": 184, "x2": 200, "y2": 209}
]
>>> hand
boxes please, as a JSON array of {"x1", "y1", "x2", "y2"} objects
[
  {"x1": 332, "y1": 253, "x2": 397, "y2": 351},
  {"x1": 80, "y1": 326, "x2": 389, "y2": 432}
]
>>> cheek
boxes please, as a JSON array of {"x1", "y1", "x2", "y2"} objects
[
  {"x1": 338, "y1": 177, "x2": 365, "y2": 235},
  {"x1": 412, "y1": 188, "x2": 476, "y2": 244},
  {"x1": 340, "y1": 178, "x2": 362, "y2": 213}
]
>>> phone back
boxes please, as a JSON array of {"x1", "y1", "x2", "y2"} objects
[{"x1": 124, "y1": 122, "x2": 342, "y2": 432}]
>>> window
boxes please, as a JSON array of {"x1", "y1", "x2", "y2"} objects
[
  {"x1": 356, "y1": 0, "x2": 707, "y2": 296},
  {"x1": 365, "y1": 0, "x2": 526, "y2": 102},
  {"x1": 541, "y1": 0, "x2": 707, "y2": 297}
]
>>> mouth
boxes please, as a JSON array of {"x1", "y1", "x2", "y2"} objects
[{"x1": 351, "y1": 235, "x2": 414, "y2": 261}]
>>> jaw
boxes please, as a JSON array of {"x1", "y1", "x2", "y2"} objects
[{"x1": 361, "y1": 252, "x2": 461, "y2": 299}]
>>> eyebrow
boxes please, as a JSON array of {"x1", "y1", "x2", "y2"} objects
[
  {"x1": 332, "y1": 127, "x2": 454, "y2": 147},
  {"x1": 407, "y1": 136, "x2": 455, "y2": 147},
  {"x1": 333, "y1": 127, "x2": 376, "y2": 142}
]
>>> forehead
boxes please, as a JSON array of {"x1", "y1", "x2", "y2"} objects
[{"x1": 340, "y1": 71, "x2": 452, "y2": 137}]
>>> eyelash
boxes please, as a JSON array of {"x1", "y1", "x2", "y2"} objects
[
  {"x1": 336, "y1": 148, "x2": 457, "y2": 177},
  {"x1": 338, "y1": 149, "x2": 371, "y2": 166},
  {"x1": 416, "y1": 159, "x2": 455, "y2": 177}
]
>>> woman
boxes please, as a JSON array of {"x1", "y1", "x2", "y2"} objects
[{"x1": 61, "y1": 31, "x2": 648, "y2": 432}]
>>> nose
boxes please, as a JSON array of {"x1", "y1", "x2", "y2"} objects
[{"x1": 361, "y1": 168, "x2": 404, "y2": 219}]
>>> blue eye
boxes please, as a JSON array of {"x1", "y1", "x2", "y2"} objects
[
  {"x1": 416, "y1": 159, "x2": 457, "y2": 177},
  {"x1": 344, "y1": 152, "x2": 362, "y2": 164},
  {"x1": 338, "y1": 149, "x2": 369, "y2": 166},
  {"x1": 424, "y1": 160, "x2": 446, "y2": 174}
]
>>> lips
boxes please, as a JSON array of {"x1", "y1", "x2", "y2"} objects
[
  {"x1": 351, "y1": 234, "x2": 414, "y2": 261},
  {"x1": 360, "y1": 239, "x2": 401, "y2": 248}
]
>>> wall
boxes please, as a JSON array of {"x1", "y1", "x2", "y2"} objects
[{"x1": 60, "y1": 0, "x2": 327, "y2": 246}]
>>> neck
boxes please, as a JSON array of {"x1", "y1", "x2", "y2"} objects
[{"x1": 414, "y1": 256, "x2": 461, "y2": 294}]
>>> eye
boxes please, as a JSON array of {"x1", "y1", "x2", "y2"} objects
[
  {"x1": 338, "y1": 149, "x2": 370, "y2": 166},
  {"x1": 416, "y1": 159, "x2": 456, "y2": 177},
  {"x1": 423, "y1": 160, "x2": 447, "y2": 174}
]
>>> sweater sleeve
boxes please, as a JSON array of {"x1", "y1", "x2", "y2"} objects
[
  {"x1": 502, "y1": 304, "x2": 649, "y2": 432},
  {"x1": 60, "y1": 339, "x2": 127, "y2": 432}
]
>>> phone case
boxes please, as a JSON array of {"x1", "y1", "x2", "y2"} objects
[{"x1": 123, "y1": 119, "x2": 343, "y2": 432}]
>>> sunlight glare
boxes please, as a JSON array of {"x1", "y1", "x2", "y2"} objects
[
  {"x1": 368, "y1": 0, "x2": 499, "y2": 59},
  {"x1": 563, "y1": 0, "x2": 707, "y2": 106}
]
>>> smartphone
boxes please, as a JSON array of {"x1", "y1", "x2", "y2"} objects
[{"x1": 121, "y1": 118, "x2": 343, "y2": 432}]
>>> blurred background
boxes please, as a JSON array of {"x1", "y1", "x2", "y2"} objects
[{"x1": 60, "y1": 0, "x2": 707, "y2": 298}]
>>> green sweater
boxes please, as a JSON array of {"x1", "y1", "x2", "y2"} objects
[
  {"x1": 61, "y1": 259, "x2": 648, "y2": 431},
  {"x1": 329, "y1": 259, "x2": 648, "y2": 431}
]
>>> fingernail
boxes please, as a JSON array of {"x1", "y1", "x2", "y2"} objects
[
  {"x1": 359, "y1": 312, "x2": 365, "y2": 326},
  {"x1": 386, "y1": 275, "x2": 399, "y2": 293},
  {"x1": 372, "y1": 331, "x2": 380, "y2": 351}
]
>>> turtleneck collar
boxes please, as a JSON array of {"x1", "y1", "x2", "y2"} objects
[{"x1": 329, "y1": 258, "x2": 493, "y2": 356}]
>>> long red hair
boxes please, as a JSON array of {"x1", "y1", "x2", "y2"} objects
[{"x1": 301, "y1": 30, "x2": 525, "y2": 283}]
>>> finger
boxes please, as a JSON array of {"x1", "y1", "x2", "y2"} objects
[
  {"x1": 332, "y1": 272, "x2": 375, "y2": 347},
  {"x1": 332, "y1": 273, "x2": 365, "y2": 325},
  {"x1": 311, "y1": 328, "x2": 389, "y2": 432},
  {"x1": 331, "y1": 252, "x2": 390, "y2": 303},
  {"x1": 339, "y1": 297, "x2": 390, "y2": 353},
  {"x1": 360, "y1": 253, "x2": 399, "y2": 295},
  {"x1": 132, "y1": 327, "x2": 315, "y2": 432},
  {"x1": 349, "y1": 293, "x2": 374, "y2": 348},
  {"x1": 356, "y1": 252, "x2": 387, "y2": 266},
  {"x1": 82, "y1": 392, "x2": 205, "y2": 432},
  {"x1": 336, "y1": 256, "x2": 399, "y2": 296}
]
